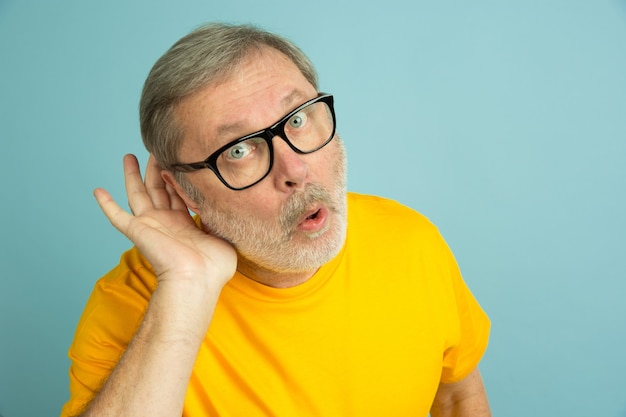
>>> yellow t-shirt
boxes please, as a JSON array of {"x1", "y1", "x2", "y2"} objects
[{"x1": 61, "y1": 193, "x2": 490, "y2": 416}]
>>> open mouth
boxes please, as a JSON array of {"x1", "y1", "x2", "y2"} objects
[
  {"x1": 297, "y1": 207, "x2": 328, "y2": 233},
  {"x1": 306, "y1": 209, "x2": 321, "y2": 220}
]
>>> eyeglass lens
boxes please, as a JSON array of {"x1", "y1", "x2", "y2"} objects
[{"x1": 216, "y1": 100, "x2": 334, "y2": 189}]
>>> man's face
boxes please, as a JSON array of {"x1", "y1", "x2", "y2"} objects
[{"x1": 170, "y1": 47, "x2": 347, "y2": 285}]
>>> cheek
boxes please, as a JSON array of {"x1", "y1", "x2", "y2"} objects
[
  {"x1": 317, "y1": 141, "x2": 346, "y2": 182},
  {"x1": 229, "y1": 189, "x2": 282, "y2": 220}
]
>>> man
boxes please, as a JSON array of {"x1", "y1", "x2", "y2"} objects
[{"x1": 61, "y1": 23, "x2": 491, "y2": 416}]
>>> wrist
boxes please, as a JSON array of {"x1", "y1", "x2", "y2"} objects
[{"x1": 146, "y1": 278, "x2": 224, "y2": 342}]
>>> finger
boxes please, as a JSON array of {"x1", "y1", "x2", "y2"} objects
[
  {"x1": 94, "y1": 187, "x2": 133, "y2": 235},
  {"x1": 144, "y1": 154, "x2": 172, "y2": 210},
  {"x1": 123, "y1": 154, "x2": 154, "y2": 215},
  {"x1": 95, "y1": 187, "x2": 170, "y2": 251}
]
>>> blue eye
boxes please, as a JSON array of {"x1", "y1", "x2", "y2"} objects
[
  {"x1": 227, "y1": 142, "x2": 252, "y2": 160},
  {"x1": 288, "y1": 111, "x2": 308, "y2": 129},
  {"x1": 224, "y1": 138, "x2": 265, "y2": 161}
]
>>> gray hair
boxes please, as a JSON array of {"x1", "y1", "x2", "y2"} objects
[{"x1": 139, "y1": 22, "x2": 318, "y2": 178}]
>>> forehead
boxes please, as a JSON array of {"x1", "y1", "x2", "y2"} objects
[{"x1": 175, "y1": 47, "x2": 318, "y2": 158}]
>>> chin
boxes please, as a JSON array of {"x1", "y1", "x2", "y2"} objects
[{"x1": 244, "y1": 217, "x2": 346, "y2": 276}]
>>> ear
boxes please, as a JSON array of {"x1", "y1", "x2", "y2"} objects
[{"x1": 161, "y1": 170, "x2": 202, "y2": 215}]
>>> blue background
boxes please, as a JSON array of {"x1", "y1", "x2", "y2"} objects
[{"x1": 1, "y1": 1, "x2": 625, "y2": 416}]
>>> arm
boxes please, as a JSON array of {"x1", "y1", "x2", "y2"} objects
[
  {"x1": 78, "y1": 154, "x2": 237, "y2": 417},
  {"x1": 430, "y1": 368, "x2": 491, "y2": 417}
]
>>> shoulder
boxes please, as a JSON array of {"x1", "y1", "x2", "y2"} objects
[
  {"x1": 75, "y1": 247, "x2": 157, "y2": 338},
  {"x1": 347, "y1": 192, "x2": 441, "y2": 242},
  {"x1": 96, "y1": 246, "x2": 157, "y2": 298}
]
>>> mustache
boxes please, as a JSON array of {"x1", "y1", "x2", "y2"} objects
[{"x1": 280, "y1": 184, "x2": 334, "y2": 230}]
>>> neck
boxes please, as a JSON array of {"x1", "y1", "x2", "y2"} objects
[{"x1": 236, "y1": 257, "x2": 318, "y2": 288}]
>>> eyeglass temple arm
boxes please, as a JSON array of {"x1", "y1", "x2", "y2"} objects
[{"x1": 170, "y1": 162, "x2": 208, "y2": 172}]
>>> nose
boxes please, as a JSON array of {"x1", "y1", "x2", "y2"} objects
[{"x1": 271, "y1": 135, "x2": 308, "y2": 192}]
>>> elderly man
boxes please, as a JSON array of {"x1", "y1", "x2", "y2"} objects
[{"x1": 61, "y1": 23, "x2": 491, "y2": 417}]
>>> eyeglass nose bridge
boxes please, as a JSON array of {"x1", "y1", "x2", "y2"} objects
[{"x1": 263, "y1": 125, "x2": 308, "y2": 155}]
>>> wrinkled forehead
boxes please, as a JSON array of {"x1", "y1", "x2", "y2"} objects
[
  {"x1": 178, "y1": 45, "x2": 313, "y2": 119},
  {"x1": 173, "y1": 47, "x2": 317, "y2": 160}
]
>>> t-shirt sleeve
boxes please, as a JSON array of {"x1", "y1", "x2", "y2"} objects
[
  {"x1": 60, "y1": 248, "x2": 155, "y2": 417},
  {"x1": 437, "y1": 235, "x2": 491, "y2": 384}
]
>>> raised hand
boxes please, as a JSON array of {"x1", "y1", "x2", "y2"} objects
[
  {"x1": 93, "y1": 154, "x2": 237, "y2": 289},
  {"x1": 82, "y1": 154, "x2": 236, "y2": 417}
]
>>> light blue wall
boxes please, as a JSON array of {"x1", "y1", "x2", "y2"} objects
[{"x1": 1, "y1": 1, "x2": 625, "y2": 416}]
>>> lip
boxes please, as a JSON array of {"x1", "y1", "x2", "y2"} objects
[{"x1": 297, "y1": 205, "x2": 329, "y2": 233}]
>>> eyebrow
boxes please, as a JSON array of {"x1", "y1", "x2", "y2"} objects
[{"x1": 213, "y1": 89, "x2": 310, "y2": 142}]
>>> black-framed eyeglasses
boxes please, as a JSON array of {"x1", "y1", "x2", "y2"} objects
[{"x1": 171, "y1": 93, "x2": 336, "y2": 191}]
